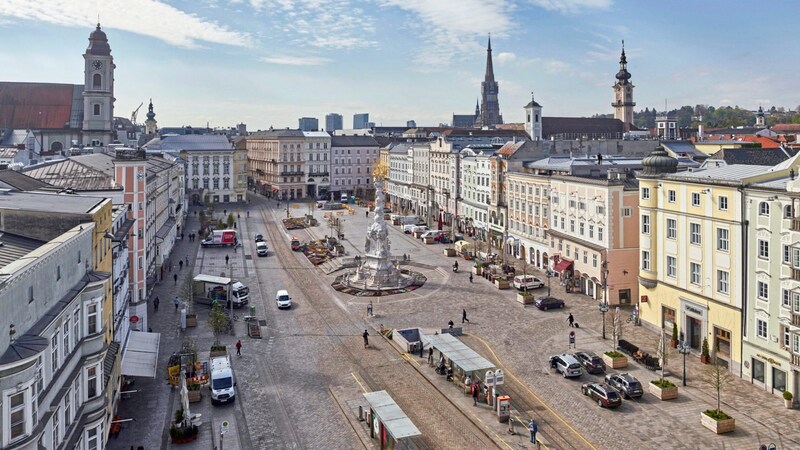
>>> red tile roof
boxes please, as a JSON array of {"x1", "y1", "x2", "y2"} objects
[
  {"x1": 0, "y1": 82, "x2": 75, "y2": 129},
  {"x1": 772, "y1": 124, "x2": 800, "y2": 132}
]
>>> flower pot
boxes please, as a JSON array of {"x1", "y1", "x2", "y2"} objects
[
  {"x1": 188, "y1": 390, "x2": 202, "y2": 403},
  {"x1": 649, "y1": 382, "x2": 678, "y2": 400},
  {"x1": 700, "y1": 354, "x2": 710, "y2": 364},
  {"x1": 701, "y1": 412, "x2": 735, "y2": 434},
  {"x1": 495, "y1": 279, "x2": 510, "y2": 289},
  {"x1": 516, "y1": 293, "x2": 535, "y2": 304},
  {"x1": 602, "y1": 354, "x2": 628, "y2": 369},
  {"x1": 670, "y1": 339, "x2": 678, "y2": 349},
  {"x1": 472, "y1": 266, "x2": 483, "y2": 276},
  {"x1": 186, "y1": 314, "x2": 197, "y2": 327},
  {"x1": 785, "y1": 399, "x2": 793, "y2": 409},
  {"x1": 444, "y1": 248, "x2": 456, "y2": 257}
]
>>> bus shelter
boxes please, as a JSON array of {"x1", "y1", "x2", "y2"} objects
[
  {"x1": 363, "y1": 390, "x2": 421, "y2": 450},
  {"x1": 425, "y1": 333, "x2": 495, "y2": 393}
]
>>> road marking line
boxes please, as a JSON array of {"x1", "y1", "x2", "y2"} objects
[
  {"x1": 466, "y1": 333, "x2": 597, "y2": 450},
  {"x1": 351, "y1": 372, "x2": 367, "y2": 393},
  {"x1": 512, "y1": 413, "x2": 551, "y2": 450},
  {"x1": 400, "y1": 353, "x2": 421, "y2": 367}
]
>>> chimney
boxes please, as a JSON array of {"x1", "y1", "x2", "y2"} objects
[{"x1": 698, "y1": 125, "x2": 704, "y2": 141}]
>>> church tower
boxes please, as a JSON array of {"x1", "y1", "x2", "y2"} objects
[
  {"x1": 82, "y1": 23, "x2": 115, "y2": 146},
  {"x1": 755, "y1": 106, "x2": 766, "y2": 128},
  {"x1": 475, "y1": 35, "x2": 502, "y2": 128},
  {"x1": 145, "y1": 99, "x2": 158, "y2": 135},
  {"x1": 524, "y1": 93, "x2": 543, "y2": 141},
  {"x1": 612, "y1": 41, "x2": 635, "y2": 129}
]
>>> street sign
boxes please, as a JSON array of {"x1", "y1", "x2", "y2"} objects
[
  {"x1": 494, "y1": 369, "x2": 504, "y2": 386},
  {"x1": 485, "y1": 370, "x2": 495, "y2": 386},
  {"x1": 569, "y1": 331, "x2": 576, "y2": 348},
  {"x1": 220, "y1": 420, "x2": 229, "y2": 435}
]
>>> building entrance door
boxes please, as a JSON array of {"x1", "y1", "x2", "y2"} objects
[
  {"x1": 688, "y1": 317, "x2": 702, "y2": 349},
  {"x1": 619, "y1": 289, "x2": 631, "y2": 305}
]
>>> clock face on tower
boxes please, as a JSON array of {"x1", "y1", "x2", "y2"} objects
[{"x1": 92, "y1": 60, "x2": 103, "y2": 70}]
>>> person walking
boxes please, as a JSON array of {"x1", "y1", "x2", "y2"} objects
[
  {"x1": 472, "y1": 382, "x2": 479, "y2": 406},
  {"x1": 462, "y1": 308, "x2": 470, "y2": 324},
  {"x1": 179, "y1": 260, "x2": 183, "y2": 270},
  {"x1": 567, "y1": 313, "x2": 575, "y2": 327},
  {"x1": 367, "y1": 301, "x2": 374, "y2": 317},
  {"x1": 528, "y1": 419, "x2": 538, "y2": 444},
  {"x1": 173, "y1": 273, "x2": 178, "y2": 286},
  {"x1": 469, "y1": 273, "x2": 473, "y2": 283},
  {"x1": 174, "y1": 296, "x2": 180, "y2": 311},
  {"x1": 428, "y1": 347, "x2": 434, "y2": 365},
  {"x1": 362, "y1": 330, "x2": 369, "y2": 348},
  {"x1": 153, "y1": 296, "x2": 160, "y2": 312},
  {"x1": 225, "y1": 255, "x2": 230, "y2": 265},
  {"x1": 185, "y1": 255, "x2": 189, "y2": 267},
  {"x1": 448, "y1": 320, "x2": 454, "y2": 329},
  {"x1": 235, "y1": 340, "x2": 242, "y2": 356},
  {"x1": 366, "y1": 210, "x2": 369, "y2": 217}
]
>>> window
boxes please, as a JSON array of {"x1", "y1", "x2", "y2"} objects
[
  {"x1": 51, "y1": 332, "x2": 59, "y2": 373},
  {"x1": 785, "y1": 205, "x2": 793, "y2": 219},
  {"x1": 717, "y1": 270, "x2": 729, "y2": 294},
  {"x1": 63, "y1": 319, "x2": 70, "y2": 356},
  {"x1": 52, "y1": 407, "x2": 60, "y2": 447},
  {"x1": 717, "y1": 195, "x2": 728, "y2": 211},
  {"x1": 756, "y1": 239, "x2": 769, "y2": 259},
  {"x1": 665, "y1": 218, "x2": 676, "y2": 239},
  {"x1": 757, "y1": 319, "x2": 768, "y2": 339},
  {"x1": 579, "y1": 222, "x2": 585, "y2": 235},
  {"x1": 758, "y1": 281, "x2": 769, "y2": 300},
  {"x1": 87, "y1": 424, "x2": 102, "y2": 450},
  {"x1": 93, "y1": 104, "x2": 100, "y2": 116},
  {"x1": 596, "y1": 205, "x2": 605, "y2": 214},
  {"x1": 87, "y1": 366, "x2": 98, "y2": 399},
  {"x1": 785, "y1": 327, "x2": 791, "y2": 348},
  {"x1": 87, "y1": 303, "x2": 98, "y2": 335},
  {"x1": 668, "y1": 190, "x2": 676, "y2": 203},
  {"x1": 73, "y1": 309, "x2": 80, "y2": 346},
  {"x1": 598, "y1": 227, "x2": 604, "y2": 241},
  {"x1": 8, "y1": 391, "x2": 27, "y2": 442},
  {"x1": 641, "y1": 251, "x2": 651, "y2": 271},
  {"x1": 570, "y1": 220, "x2": 575, "y2": 232},
  {"x1": 717, "y1": 228, "x2": 729, "y2": 252},
  {"x1": 641, "y1": 215, "x2": 650, "y2": 234},
  {"x1": 759, "y1": 202, "x2": 770, "y2": 216},
  {"x1": 688, "y1": 223, "x2": 701, "y2": 244},
  {"x1": 690, "y1": 263, "x2": 701, "y2": 285},
  {"x1": 641, "y1": 187, "x2": 650, "y2": 200},
  {"x1": 592, "y1": 254, "x2": 598, "y2": 267},
  {"x1": 783, "y1": 289, "x2": 791, "y2": 308},
  {"x1": 666, "y1": 256, "x2": 676, "y2": 277},
  {"x1": 692, "y1": 192, "x2": 701, "y2": 206},
  {"x1": 795, "y1": 335, "x2": 800, "y2": 354},
  {"x1": 28, "y1": 286, "x2": 33, "y2": 303},
  {"x1": 589, "y1": 225, "x2": 594, "y2": 238},
  {"x1": 92, "y1": 73, "x2": 101, "y2": 88}
]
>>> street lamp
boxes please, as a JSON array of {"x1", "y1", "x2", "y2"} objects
[
  {"x1": 599, "y1": 302, "x2": 609, "y2": 340},
  {"x1": 678, "y1": 343, "x2": 690, "y2": 386}
]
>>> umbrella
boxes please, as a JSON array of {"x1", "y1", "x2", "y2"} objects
[
  {"x1": 656, "y1": 329, "x2": 666, "y2": 378},
  {"x1": 438, "y1": 213, "x2": 443, "y2": 231},
  {"x1": 613, "y1": 306, "x2": 621, "y2": 348},
  {"x1": 180, "y1": 373, "x2": 191, "y2": 427}
]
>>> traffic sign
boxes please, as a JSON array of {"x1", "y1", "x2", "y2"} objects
[{"x1": 494, "y1": 369, "x2": 505, "y2": 386}]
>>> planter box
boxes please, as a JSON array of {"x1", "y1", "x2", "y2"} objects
[
  {"x1": 187, "y1": 390, "x2": 202, "y2": 403},
  {"x1": 602, "y1": 354, "x2": 629, "y2": 369},
  {"x1": 516, "y1": 293, "x2": 535, "y2": 305},
  {"x1": 701, "y1": 412, "x2": 735, "y2": 434},
  {"x1": 209, "y1": 349, "x2": 227, "y2": 358},
  {"x1": 472, "y1": 266, "x2": 483, "y2": 276},
  {"x1": 495, "y1": 279, "x2": 511, "y2": 290},
  {"x1": 786, "y1": 399, "x2": 794, "y2": 409},
  {"x1": 423, "y1": 237, "x2": 435, "y2": 245},
  {"x1": 185, "y1": 314, "x2": 197, "y2": 327},
  {"x1": 443, "y1": 248, "x2": 456, "y2": 257},
  {"x1": 649, "y1": 382, "x2": 678, "y2": 400}
]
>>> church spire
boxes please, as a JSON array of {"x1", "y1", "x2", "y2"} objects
[
  {"x1": 484, "y1": 34, "x2": 495, "y2": 82},
  {"x1": 475, "y1": 98, "x2": 480, "y2": 116},
  {"x1": 615, "y1": 40, "x2": 631, "y2": 84}
]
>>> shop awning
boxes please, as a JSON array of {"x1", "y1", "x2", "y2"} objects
[
  {"x1": 363, "y1": 390, "x2": 421, "y2": 440},
  {"x1": 121, "y1": 331, "x2": 161, "y2": 378},
  {"x1": 553, "y1": 259, "x2": 573, "y2": 273},
  {"x1": 155, "y1": 217, "x2": 176, "y2": 240},
  {"x1": 424, "y1": 333, "x2": 495, "y2": 373}
]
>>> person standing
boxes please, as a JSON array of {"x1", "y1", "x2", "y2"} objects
[
  {"x1": 367, "y1": 301, "x2": 374, "y2": 317},
  {"x1": 235, "y1": 340, "x2": 242, "y2": 356},
  {"x1": 225, "y1": 255, "x2": 230, "y2": 265},
  {"x1": 462, "y1": 309, "x2": 470, "y2": 324},
  {"x1": 567, "y1": 313, "x2": 575, "y2": 327},
  {"x1": 528, "y1": 419, "x2": 538, "y2": 444},
  {"x1": 174, "y1": 296, "x2": 180, "y2": 311},
  {"x1": 472, "y1": 382, "x2": 479, "y2": 406},
  {"x1": 428, "y1": 347, "x2": 434, "y2": 365},
  {"x1": 179, "y1": 260, "x2": 183, "y2": 271},
  {"x1": 173, "y1": 273, "x2": 178, "y2": 286},
  {"x1": 362, "y1": 330, "x2": 369, "y2": 348},
  {"x1": 448, "y1": 320, "x2": 454, "y2": 329},
  {"x1": 469, "y1": 272, "x2": 473, "y2": 283},
  {"x1": 153, "y1": 296, "x2": 160, "y2": 312}
]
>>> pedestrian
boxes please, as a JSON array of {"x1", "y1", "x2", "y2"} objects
[
  {"x1": 153, "y1": 296, "x2": 160, "y2": 311},
  {"x1": 568, "y1": 313, "x2": 575, "y2": 327},
  {"x1": 181, "y1": 232, "x2": 184, "y2": 241},
  {"x1": 472, "y1": 382, "x2": 479, "y2": 406},
  {"x1": 363, "y1": 330, "x2": 369, "y2": 348},
  {"x1": 367, "y1": 301, "x2": 373, "y2": 317},
  {"x1": 469, "y1": 273, "x2": 473, "y2": 283},
  {"x1": 173, "y1": 273, "x2": 178, "y2": 286},
  {"x1": 235, "y1": 339, "x2": 242, "y2": 356},
  {"x1": 174, "y1": 296, "x2": 180, "y2": 311},
  {"x1": 225, "y1": 255, "x2": 230, "y2": 265},
  {"x1": 366, "y1": 210, "x2": 369, "y2": 217},
  {"x1": 419, "y1": 342, "x2": 424, "y2": 358},
  {"x1": 428, "y1": 347, "x2": 434, "y2": 365},
  {"x1": 448, "y1": 320, "x2": 454, "y2": 329},
  {"x1": 185, "y1": 255, "x2": 189, "y2": 266},
  {"x1": 179, "y1": 260, "x2": 183, "y2": 270},
  {"x1": 247, "y1": 211, "x2": 250, "y2": 218},
  {"x1": 462, "y1": 309, "x2": 470, "y2": 324},
  {"x1": 528, "y1": 419, "x2": 538, "y2": 444}
]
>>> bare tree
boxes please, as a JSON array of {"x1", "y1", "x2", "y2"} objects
[
  {"x1": 701, "y1": 353, "x2": 735, "y2": 415},
  {"x1": 208, "y1": 304, "x2": 230, "y2": 345}
]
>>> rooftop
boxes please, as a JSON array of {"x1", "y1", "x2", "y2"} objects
[
  {"x1": 0, "y1": 191, "x2": 106, "y2": 214},
  {"x1": 331, "y1": 135, "x2": 379, "y2": 147},
  {"x1": 668, "y1": 164, "x2": 773, "y2": 183},
  {"x1": 0, "y1": 170, "x2": 52, "y2": 191},
  {"x1": 0, "y1": 231, "x2": 46, "y2": 270},
  {"x1": 145, "y1": 134, "x2": 232, "y2": 152},
  {"x1": 23, "y1": 155, "x2": 118, "y2": 191},
  {"x1": 0, "y1": 82, "x2": 81, "y2": 129}
]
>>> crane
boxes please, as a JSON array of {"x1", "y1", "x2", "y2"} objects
[{"x1": 130, "y1": 102, "x2": 144, "y2": 125}]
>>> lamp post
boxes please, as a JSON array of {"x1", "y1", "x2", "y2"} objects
[
  {"x1": 443, "y1": 188, "x2": 451, "y2": 241},
  {"x1": 678, "y1": 343, "x2": 689, "y2": 386},
  {"x1": 599, "y1": 302, "x2": 609, "y2": 340}
]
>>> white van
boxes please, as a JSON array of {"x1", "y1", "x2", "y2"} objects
[
  {"x1": 340, "y1": 193, "x2": 349, "y2": 203},
  {"x1": 210, "y1": 354, "x2": 236, "y2": 404},
  {"x1": 276, "y1": 289, "x2": 292, "y2": 309}
]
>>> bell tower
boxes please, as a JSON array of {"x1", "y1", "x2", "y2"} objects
[
  {"x1": 145, "y1": 99, "x2": 158, "y2": 134},
  {"x1": 612, "y1": 40, "x2": 635, "y2": 129},
  {"x1": 82, "y1": 23, "x2": 115, "y2": 146}
]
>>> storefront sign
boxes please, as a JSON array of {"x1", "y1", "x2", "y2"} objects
[
  {"x1": 685, "y1": 305, "x2": 703, "y2": 316},
  {"x1": 640, "y1": 295, "x2": 648, "y2": 303},
  {"x1": 756, "y1": 353, "x2": 783, "y2": 367},
  {"x1": 485, "y1": 370, "x2": 495, "y2": 386}
]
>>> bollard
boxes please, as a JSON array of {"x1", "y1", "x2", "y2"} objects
[{"x1": 358, "y1": 405, "x2": 364, "y2": 421}]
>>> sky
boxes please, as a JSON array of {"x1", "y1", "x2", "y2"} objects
[{"x1": 1, "y1": 0, "x2": 799, "y2": 130}]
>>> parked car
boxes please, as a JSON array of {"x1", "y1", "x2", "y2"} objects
[
  {"x1": 513, "y1": 275, "x2": 544, "y2": 290},
  {"x1": 412, "y1": 225, "x2": 429, "y2": 235},
  {"x1": 534, "y1": 296, "x2": 565, "y2": 310},
  {"x1": 403, "y1": 224, "x2": 417, "y2": 233},
  {"x1": 604, "y1": 373, "x2": 644, "y2": 399},
  {"x1": 256, "y1": 241, "x2": 269, "y2": 257},
  {"x1": 420, "y1": 230, "x2": 444, "y2": 240},
  {"x1": 254, "y1": 234, "x2": 264, "y2": 242},
  {"x1": 581, "y1": 383, "x2": 622, "y2": 408},
  {"x1": 549, "y1": 354, "x2": 583, "y2": 378},
  {"x1": 275, "y1": 289, "x2": 292, "y2": 309},
  {"x1": 574, "y1": 351, "x2": 606, "y2": 374}
]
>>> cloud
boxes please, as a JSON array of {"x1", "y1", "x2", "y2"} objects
[
  {"x1": 379, "y1": 0, "x2": 512, "y2": 65},
  {"x1": 528, "y1": 0, "x2": 612, "y2": 14},
  {"x1": 496, "y1": 53, "x2": 573, "y2": 74},
  {"x1": 0, "y1": 0, "x2": 252, "y2": 48},
  {"x1": 259, "y1": 55, "x2": 331, "y2": 66},
  {"x1": 497, "y1": 52, "x2": 517, "y2": 64}
]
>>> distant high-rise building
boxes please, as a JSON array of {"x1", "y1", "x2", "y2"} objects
[
  {"x1": 353, "y1": 113, "x2": 369, "y2": 129},
  {"x1": 407, "y1": 120, "x2": 417, "y2": 128},
  {"x1": 325, "y1": 113, "x2": 343, "y2": 132},
  {"x1": 612, "y1": 40, "x2": 635, "y2": 129},
  {"x1": 298, "y1": 117, "x2": 319, "y2": 131},
  {"x1": 474, "y1": 36, "x2": 502, "y2": 129},
  {"x1": 366, "y1": 122, "x2": 375, "y2": 129}
]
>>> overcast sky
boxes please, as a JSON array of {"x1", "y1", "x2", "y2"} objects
[{"x1": 1, "y1": 0, "x2": 798, "y2": 130}]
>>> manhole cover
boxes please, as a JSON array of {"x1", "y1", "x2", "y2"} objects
[
  {"x1": 258, "y1": 320, "x2": 267, "y2": 326},
  {"x1": 245, "y1": 255, "x2": 252, "y2": 260}
]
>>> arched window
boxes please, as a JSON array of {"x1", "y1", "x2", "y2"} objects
[
  {"x1": 93, "y1": 73, "x2": 101, "y2": 88},
  {"x1": 93, "y1": 104, "x2": 101, "y2": 116},
  {"x1": 759, "y1": 202, "x2": 770, "y2": 216},
  {"x1": 785, "y1": 205, "x2": 793, "y2": 219},
  {"x1": 50, "y1": 141, "x2": 63, "y2": 152}
]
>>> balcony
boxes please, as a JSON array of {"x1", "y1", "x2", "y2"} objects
[
  {"x1": 280, "y1": 171, "x2": 305, "y2": 176},
  {"x1": 308, "y1": 171, "x2": 329, "y2": 177},
  {"x1": 793, "y1": 312, "x2": 800, "y2": 328},
  {"x1": 793, "y1": 353, "x2": 800, "y2": 367},
  {"x1": 792, "y1": 219, "x2": 800, "y2": 232},
  {"x1": 793, "y1": 269, "x2": 800, "y2": 282}
]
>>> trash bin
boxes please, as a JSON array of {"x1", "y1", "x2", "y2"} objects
[{"x1": 249, "y1": 305, "x2": 256, "y2": 317}]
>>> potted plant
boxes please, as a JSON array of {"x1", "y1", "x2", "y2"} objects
[
  {"x1": 784, "y1": 391, "x2": 793, "y2": 409},
  {"x1": 700, "y1": 354, "x2": 735, "y2": 433},
  {"x1": 210, "y1": 344, "x2": 227, "y2": 358},
  {"x1": 444, "y1": 247, "x2": 456, "y2": 257},
  {"x1": 602, "y1": 350, "x2": 628, "y2": 369},
  {"x1": 649, "y1": 378, "x2": 678, "y2": 400},
  {"x1": 700, "y1": 337, "x2": 710, "y2": 364},
  {"x1": 516, "y1": 290, "x2": 535, "y2": 305},
  {"x1": 472, "y1": 262, "x2": 483, "y2": 276},
  {"x1": 187, "y1": 383, "x2": 202, "y2": 403},
  {"x1": 671, "y1": 325, "x2": 678, "y2": 348},
  {"x1": 495, "y1": 276, "x2": 510, "y2": 289}
]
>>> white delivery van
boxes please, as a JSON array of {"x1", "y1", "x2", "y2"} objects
[{"x1": 210, "y1": 354, "x2": 236, "y2": 404}]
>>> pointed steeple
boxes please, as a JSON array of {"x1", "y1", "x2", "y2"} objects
[
  {"x1": 484, "y1": 34, "x2": 495, "y2": 82},
  {"x1": 616, "y1": 40, "x2": 631, "y2": 84},
  {"x1": 146, "y1": 98, "x2": 156, "y2": 120},
  {"x1": 475, "y1": 98, "x2": 480, "y2": 116}
]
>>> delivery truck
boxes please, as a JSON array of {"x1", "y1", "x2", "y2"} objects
[
  {"x1": 201, "y1": 229, "x2": 237, "y2": 248},
  {"x1": 210, "y1": 353, "x2": 236, "y2": 405},
  {"x1": 192, "y1": 274, "x2": 250, "y2": 308}
]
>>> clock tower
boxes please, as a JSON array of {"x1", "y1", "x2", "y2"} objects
[
  {"x1": 82, "y1": 23, "x2": 115, "y2": 147},
  {"x1": 612, "y1": 40, "x2": 635, "y2": 130}
]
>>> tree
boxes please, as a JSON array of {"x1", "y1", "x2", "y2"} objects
[
  {"x1": 208, "y1": 304, "x2": 230, "y2": 345},
  {"x1": 701, "y1": 352, "x2": 734, "y2": 416},
  {"x1": 610, "y1": 307, "x2": 624, "y2": 351},
  {"x1": 227, "y1": 213, "x2": 235, "y2": 228}
]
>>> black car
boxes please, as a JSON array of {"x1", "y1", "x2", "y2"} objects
[
  {"x1": 254, "y1": 234, "x2": 264, "y2": 242},
  {"x1": 581, "y1": 383, "x2": 622, "y2": 408},
  {"x1": 534, "y1": 296, "x2": 565, "y2": 310},
  {"x1": 604, "y1": 373, "x2": 644, "y2": 399},
  {"x1": 574, "y1": 351, "x2": 606, "y2": 374}
]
